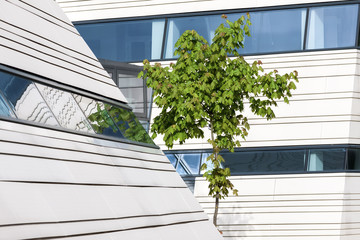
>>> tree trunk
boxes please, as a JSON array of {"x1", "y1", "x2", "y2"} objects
[
  {"x1": 210, "y1": 122, "x2": 220, "y2": 228},
  {"x1": 213, "y1": 194, "x2": 220, "y2": 227}
]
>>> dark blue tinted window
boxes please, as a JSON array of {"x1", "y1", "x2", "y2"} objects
[
  {"x1": 222, "y1": 150, "x2": 306, "y2": 173},
  {"x1": 229, "y1": 8, "x2": 307, "y2": 54},
  {"x1": 0, "y1": 93, "x2": 12, "y2": 117},
  {"x1": 306, "y1": 4, "x2": 358, "y2": 49},
  {"x1": 307, "y1": 148, "x2": 345, "y2": 171},
  {"x1": 76, "y1": 19, "x2": 165, "y2": 62},
  {"x1": 164, "y1": 15, "x2": 224, "y2": 58},
  {"x1": 166, "y1": 154, "x2": 178, "y2": 167}
]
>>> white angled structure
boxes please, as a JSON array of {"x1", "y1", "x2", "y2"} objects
[
  {"x1": 57, "y1": 0, "x2": 360, "y2": 239},
  {"x1": 0, "y1": 0, "x2": 221, "y2": 239}
]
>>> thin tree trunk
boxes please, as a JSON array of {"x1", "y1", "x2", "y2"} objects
[
  {"x1": 213, "y1": 194, "x2": 220, "y2": 227},
  {"x1": 209, "y1": 122, "x2": 220, "y2": 228}
]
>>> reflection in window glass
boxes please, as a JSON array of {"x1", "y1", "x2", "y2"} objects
[
  {"x1": 166, "y1": 154, "x2": 178, "y2": 167},
  {"x1": 0, "y1": 93, "x2": 14, "y2": 117},
  {"x1": 200, "y1": 153, "x2": 216, "y2": 174},
  {"x1": 347, "y1": 149, "x2": 360, "y2": 170},
  {"x1": 178, "y1": 154, "x2": 201, "y2": 175},
  {"x1": 73, "y1": 94, "x2": 123, "y2": 138},
  {"x1": 0, "y1": 72, "x2": 59, "y2": 126},
  {"x1": 104, "y1": 103, "x2": 154, "y2": 144},
  {"x1": 229, "y1": 8, "x2": 307, "y2": 54},
  {"x1": 222, "y1": 150, "x2": 306, "y2": 173},
  {"x1": 306, "y1": 5, "x2": 358, "y2": 49},
  {"x1": 164, "y1": 15, "x2": 224, "y2": 58},
  {"x1": 176, "y1": 163, "x2": 188, "y2": 176},
  {"x1": 76, "y1": 19, "x2": 165, "y2": 62},
  {"x1": 36, "y1": 84, "x2": 94, "y2": 133},
  {"x1": 307, "y1": 148, "x2": 345, "y2": 171}
]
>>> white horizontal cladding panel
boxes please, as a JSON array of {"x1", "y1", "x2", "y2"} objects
[
  {"x1": 0, "y1": 1, "x2": 95, "y2": 65},
  {"x1": 0, "y1": 120, "x2": 161, "y2": 156},
  {"x1": 0, "y1": 14, "x2": 101, "y2": 70},
  {"x1": 0, "y1": 27, "x2": 109, "y2": 78},
  {"x1": 0, "y1": 0, "x2": 127, "y2": 103},
  {"x1": 155, "y1": 120, "x2": 352, "y2": 149},
  {"x1": 0, "y1": 183, "x2": 206, "y2": 227},
  {"x1": 0, "y1": 212, "x2": 210, "y2": 240},
  {"x1": 195, "y1": 173, "x2": 347, "y2": 197},
  {"x1": 193, "y1": 173, "x2": 356, "y2": 239},
  {"x1": 213, "y1": 211, "x2": 343, "y2": 226},
  {"x1": 8, "y1": 0, "x2": 76, "y2": 33},
  {"x1": 28, "y1": 221, "x2": 222, "y2": 240},
  {"x1": 57, "y1": 0, "x2": 350, "y2": 21},
  {"x1": 0, "y1": 125, "x2": 170, "y2": 171},
  {"x1": 0, "y1": 33, "x2": 111, "y2": 83},
  {"x1": 0, "y1": 155, "x2": 179, "y2": 187}
]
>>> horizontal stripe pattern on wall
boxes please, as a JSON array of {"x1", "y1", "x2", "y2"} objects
[{"x1": 0, "y1": 0, "x2": 127, "y2": 103}]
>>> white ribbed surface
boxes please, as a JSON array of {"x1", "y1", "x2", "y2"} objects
[
  {"x1": 0, "y1": 0, "x2": 127, "y2": 103},
  {"x1": 0, "y1": 0, "x2": 221, "y2": 238},
  {"x1": 56, "y1": 0, "x2": 349, "y2": 21},
  {"x1": 195, "y1": 173, "x2": 360, "y2": 240},
  {"x1": 151, "y1": 49, "x2": 360, "y2": 149}
]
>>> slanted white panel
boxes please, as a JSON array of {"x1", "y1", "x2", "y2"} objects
[
  {"x1": 0, "y1": 0, "x2": 127, "y2": 103},
  {"x1": 0, "y1": 119, "x2": 220, "y2": 239}
]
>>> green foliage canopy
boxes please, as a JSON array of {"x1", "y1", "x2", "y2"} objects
[
  {"x1": 140, "y1": 14, "x2": 298, "y2": 152},
  {"x1": 140, "y1": 14, "x2": 298, "y2": 226}
]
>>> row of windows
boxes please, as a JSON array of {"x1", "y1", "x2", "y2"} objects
[
  {"x1": 76, "y1": 3, "x2": 360, "y2": 62},
  {"x1": 166, "y1": 146, "x2": 360, "y2": 176},
  {"x1": 0, "y1": 69, "x2": 155, "y2": 145}
]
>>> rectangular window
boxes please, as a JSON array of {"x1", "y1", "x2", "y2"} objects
[
  {"x1": 164, "y1": 15, "x2": 224, "y2": 59},
  {"x1": 347, "y1": 148, "x2": 360, "y2": 170},
  {"x1": 307, "y1": 148, "x2": 345, "y2": 171},
  {"x1": 231, "y1": 8, "x2": 307, "y2": 54},
  {"x1": 306, "y1": 4, "x2": 358, "y2": 49},
  {"x1": 222, "y1": 150, "x2": 306, "y2": 173},
  {"x1": 76, "y1": 19, "x2": 165, "y2": 62}
]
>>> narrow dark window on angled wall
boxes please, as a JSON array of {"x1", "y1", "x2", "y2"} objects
[{"x1": 0, "y1": 71, "x2": 59, "y2": 127}]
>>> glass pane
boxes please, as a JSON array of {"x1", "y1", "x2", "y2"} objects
[
  {"x1": 0, "y1": 92, "x2": 14, "y2": 117},
  {"x1": 176, "y1": 162, "x2": 188, "y2": 176},
  {"x1": 222, "y1": 150, "x2": 306, "y2": 173},
  {"x1": 307, "y1": 148, "x2": 345, "y2": 171},
  {"x1": 76, "y1": 19, "x2": 165, "y2": 62},
  {"x1": 200, "y1": 152, "x2": 216, "y2": 174},
  {"x1": 166, "y1": 154, "x2": 178, "y2": 167},
  {"x1": 73, "y1": 94, "x2": 123, "y2": 138},
  {"x1": 229, "y1": 8, "x2": 307, "y2": 54},
  {"x1": 117, "y1": 74, "x2": 143, "y2": 88},
  {"x1": 306, "y1": 5, "x2": 358, "y2": 49},
  {"x1": 0, "y1": 71, "x2": 59, "y2": 126},
  {"x1": 347, "y1": 149, "x2": 360, "y2": 170},
  {"x1": 36, "y1": 84, "x2": 94, "y2": 133},
  {"x1": 164, "y1": 14, "x2": 224, "y2": 58},
  {"x1": 120, "y1": 88, "x2": 144, "y2": 103},
  {"x1": 176, "y1": 154, "x2": 201, "y2": 175},
  {"x1": 130, "y1": 103, "x2": 145, "y2": 114},
  {"x1": 105, "y1": 103, "x2": 154, "y2": 144}
]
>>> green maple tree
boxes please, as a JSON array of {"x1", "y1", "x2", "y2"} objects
[{"x1": 139, "y1": 14, "x2": 298, "y2": 227}]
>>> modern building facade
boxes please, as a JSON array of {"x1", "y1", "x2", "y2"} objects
[
  {"x1": 0, "y1": 0, "x2": 221, "y2": 239},
  {"x1": 57, "y1": 0, "x2": 360, "y2": 239}
]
